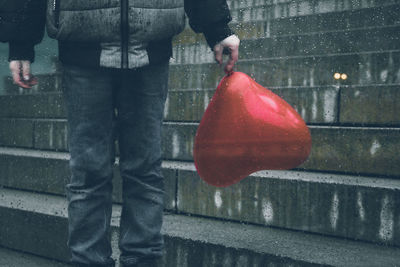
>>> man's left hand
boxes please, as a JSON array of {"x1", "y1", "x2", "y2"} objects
[{"x1": 213, "y1": 35, "x2": 240, "y2": 74}]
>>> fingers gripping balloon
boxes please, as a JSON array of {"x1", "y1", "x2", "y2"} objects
[{"x1": 193, "y1": 72, "x2": 312, "y2": 187}]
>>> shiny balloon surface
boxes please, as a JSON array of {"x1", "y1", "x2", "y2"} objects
[{"x1": 194, "y1": 72, "x2": 312, "y2": 187}]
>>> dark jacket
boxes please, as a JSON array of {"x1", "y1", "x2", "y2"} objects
[{"x1": 0, "y1": 0, "x2": 233, "y2": 69}]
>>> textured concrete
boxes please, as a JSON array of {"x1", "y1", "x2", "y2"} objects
[
  {"x1": 1, "y1": 187, "x2": 400, "y2": 267},
  {"x1": 165, "y1": 89, "x2": 214, "y2": 122},
  {"x1": 1, "y1": 83, "x2": 399, "y2": 127},
  {"x1": 269, "y1": 4, "x2": 400, "y2": 36},
  {"x1": 175, "y1": 4, "x2": 400, "y2": 45},
  {"x1": 1, "y1": 147, "x2": 400, "y2": 246},
  {"x1": 162, "y1": 122, "x2": 197, "y2": 161},
  {"x1": 302, "y1": 126, "x2": 400, "y2": 177},
  {"x1": 173, "y1": 26, "x2": 400, "y2": 64},
  {"x1": 226, "y1": 0, "x2": 398, "y2": 15},
  {"x1": 162, "y1": 123, "x2": 400, "y2": 177},
  {"x1": 2, "y1": 120, "x2": 400, "y2": 177},
  {"x1": 2, "y1": 73, "x2": 62, "y2": 95},
  {"x1": 0, "y1": 85, "x2": 339, "y2": 126},
  {"x1": 0, "y1": 147, "x2": 177, "y2": 211},
  {"x1": 269, "y1": 86, "x2": 339, "y2": 124},
  {"x1": 169, "y1": 51, "x2": 400, "y2": 89},
  {"x1": 0, "y1": 92, "x2": 66, "y2": 118},
  {"x1": 0, "y1": 247, "x2": 71, "y2": 267},
  {"x1": 166, "y1": 86, "x2": 339, "y2": 124},
  {"x1": 340, "y1": 85, "x2": 400, "y2": 125},
  {"x1": 0, "y1": 118, "x2": 34, "y2": 148},
  {"x1": 0, "y1": 150, "x2": 69, "y2": 196},
  {"x1": 34, "y1": 119, "x2": 69, "y2": 151},
  {"x1": 177, "y1": 165, "x2": 400, "y2": 246}
]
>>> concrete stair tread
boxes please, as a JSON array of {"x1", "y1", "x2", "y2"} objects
[
  {"x1": 3, "y1": 117, "x2": 399, "y2": 177},
  {"x1": 177, "y1": 4, "x2": 400, "y2": 45},
  {"x1": 0, "y1": 147, "x2": 400, "y2": 247},
  {"x1": 1, "y1": 74, "x2": 62, "y2": 96},
  {"x1": 0, "y1": 246, "x2": 71, "y2": 267},
  {"x1": 2, "y1": 85, "x2": 400, "y2": 127},
  {"x1": 0, "y1": 145, "x2": 399, "y2": 190},
  {"x1": 1, "y1": 187, "x2": 400, "y2": 267},
  {"x1": 0, "y1": 146, "x2": 399, "y2": 189}
]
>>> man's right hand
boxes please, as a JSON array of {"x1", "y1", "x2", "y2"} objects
[
  {"x1": 9, "y1": 60, "x2": 38, "y2": 89},
  {"x1": 213, "y1": 35, "x2": 240, "y2": 75}
]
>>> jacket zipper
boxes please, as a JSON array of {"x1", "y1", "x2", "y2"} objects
[
  {"x1": 121, "y1": 0, "x2": 129, "y2": 69},
  {"x1": 52, "y1": 0, "x2": 60, "y2": 28}
]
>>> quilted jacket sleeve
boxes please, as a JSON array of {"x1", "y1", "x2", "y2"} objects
[
  {"x1": 184, "y1": 0, "x2": 234, "y2": 48},
  {"x1": 0, "y1": 0, "x2": 47, "y2": 62}
]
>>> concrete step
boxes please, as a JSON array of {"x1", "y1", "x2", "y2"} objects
[
  {"x1": 176, "y1": 4, "x2": 400, "y2": 45},
  {"x1": 0, "y1": 147, "x2": 177, "y2": 211},
  {"x1": 173, "y1": 25, "x2": 400, "y2": 64},
  {"x1": 226, "y1": 0, "x2": 398, "y2": 16},
  {"x1": 0, "y1": 246, "x2": 71, "y2": 267},
  {"x1": 0, "y1": 147, "x2": 399, "y2": 246},
  {"x1": 167, "y1": 85, "x2": 400, "y2": 126},
  {"x1": 0, "y1": 92, "x2": 65, "y2": 119},
  {"x1": 0, "y1": 86, "x2": 340, "y2": 125},
  {"x1": 1, "y1": 73, "x2": 62, "y2": 96},
  {"x1": 1, "y1": 118, "x2": 399, "y2": 177},
  {"x1": 163, "y1": 123, "x2": 400, "y2": 178},
  {"x1": 3, "y1": 49, "x2": 399, "y2": 99},
  {"x1": 1, "y1": 187, "x2": 400, "y2": 267},
  {"x1": 340, "y1": 85, "x2": 400, "y2": 125},
  {"x1": 1, "y1": 84, "x2": 400, "y2": 126},
  {"x1": 169, "y1": 50, "x2": 400, "y2": 89},
  {"x1": 267, "y1": 4, "x2": 400, "y2": 37},
  {"x1": 3, "y1": 29, "x2": 400, "y2": 95},
  {"x1": 166, "y1": 86, "x2": 338, "y2": 124}
]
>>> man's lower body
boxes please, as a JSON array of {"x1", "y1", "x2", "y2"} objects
[{"x1": 61, "y1": 60, "x2": 169, "y2": 267}]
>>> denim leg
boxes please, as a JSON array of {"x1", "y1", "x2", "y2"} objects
[
  {"x1": 62, "y1": 64, "x2": 117, "y2": 266},
  {"x1": 116, "y1": 62, "x2": 169, "y2": 266}
]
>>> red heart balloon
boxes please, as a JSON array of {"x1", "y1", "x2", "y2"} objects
[{"x1": 193, "y1": 72, "x2": 312, "y2": 187}]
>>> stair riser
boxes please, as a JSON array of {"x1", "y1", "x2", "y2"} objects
[
  {"x1": 166, "y1": 87, "x2": 339, "y2": 124},
  {"x1": 1, "y1": 120, "x2": 399, "y2": 177},
  {"x1": 163, "y1": 125, "x2": 400, "y2": 177},
  {"x1": 173, "y1": 26, "x2": 400, "y2": 64},
  {"x1": 0, "y1": 207, "x2": 70, "y2": 261},
  {"x1": 175, "y1": 4, "x2": 400, "y2": 43},
  {"x1": 163, "y1": 237, "x2": 315, "y2": 267},
  {"x1": 1, "y1": 152, "x2": 399, "y2": 246},
  {"x1": 2, "y1": 51, "x2": 399, "y2": 94},
  {"x1": 178, "y1": 170, "x2": 400, "y2": 246},
  {"x1": 340, "y1": 85, "x2": 400, "y2": 125},
  {"x1": 226, "y1": 0, "x2": 398, "y2": 15},
  {"x1": 0, "y1": 93, "x2": 65, "y2": 119},
  {"x1": 2, "y1": 84, "x2": 400, "y2": 126},
  {"x1": 169, "y1": 52, "x2": 400, "y2": 90},
  {"x1": 0, "y1": 204, "x2": 317, "y2": 267},
  {"x1": 0, "y1": 154, "x2": 177, "y2": 211}
]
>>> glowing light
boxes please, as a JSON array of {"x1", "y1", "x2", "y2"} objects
[
  {"x1": 334, "y1": 73, "x2": 341, "y2": 80},
  {"x1": 341, "y1": 73, "x2": 348, "y2": 80}
]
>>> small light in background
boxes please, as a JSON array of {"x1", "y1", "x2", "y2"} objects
[{"x1": 334, "y1": 73, "x2": 348, "y2": 80}]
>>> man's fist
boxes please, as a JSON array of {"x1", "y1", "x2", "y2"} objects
[
  {"x1": 9, "y1": 60, "x2": 37, "y2": 89},
  {"x1": 213, "y1": 35, "x2": 240, "y2": 74}
]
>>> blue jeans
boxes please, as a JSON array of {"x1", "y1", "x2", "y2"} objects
[{"x1": 61, "y1": 61, "x2": 169, "y2": 266}]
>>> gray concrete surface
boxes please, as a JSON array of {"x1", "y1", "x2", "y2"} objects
[
  {"x1": 0, "y1": 147, "x2": 400, "y2": 245},
  {"x1": 1, "y1": 187, "x2": 400, "y2": 267},
  {"x1": 0, "y1": 246, "x2": 71, "y2": 267}
]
